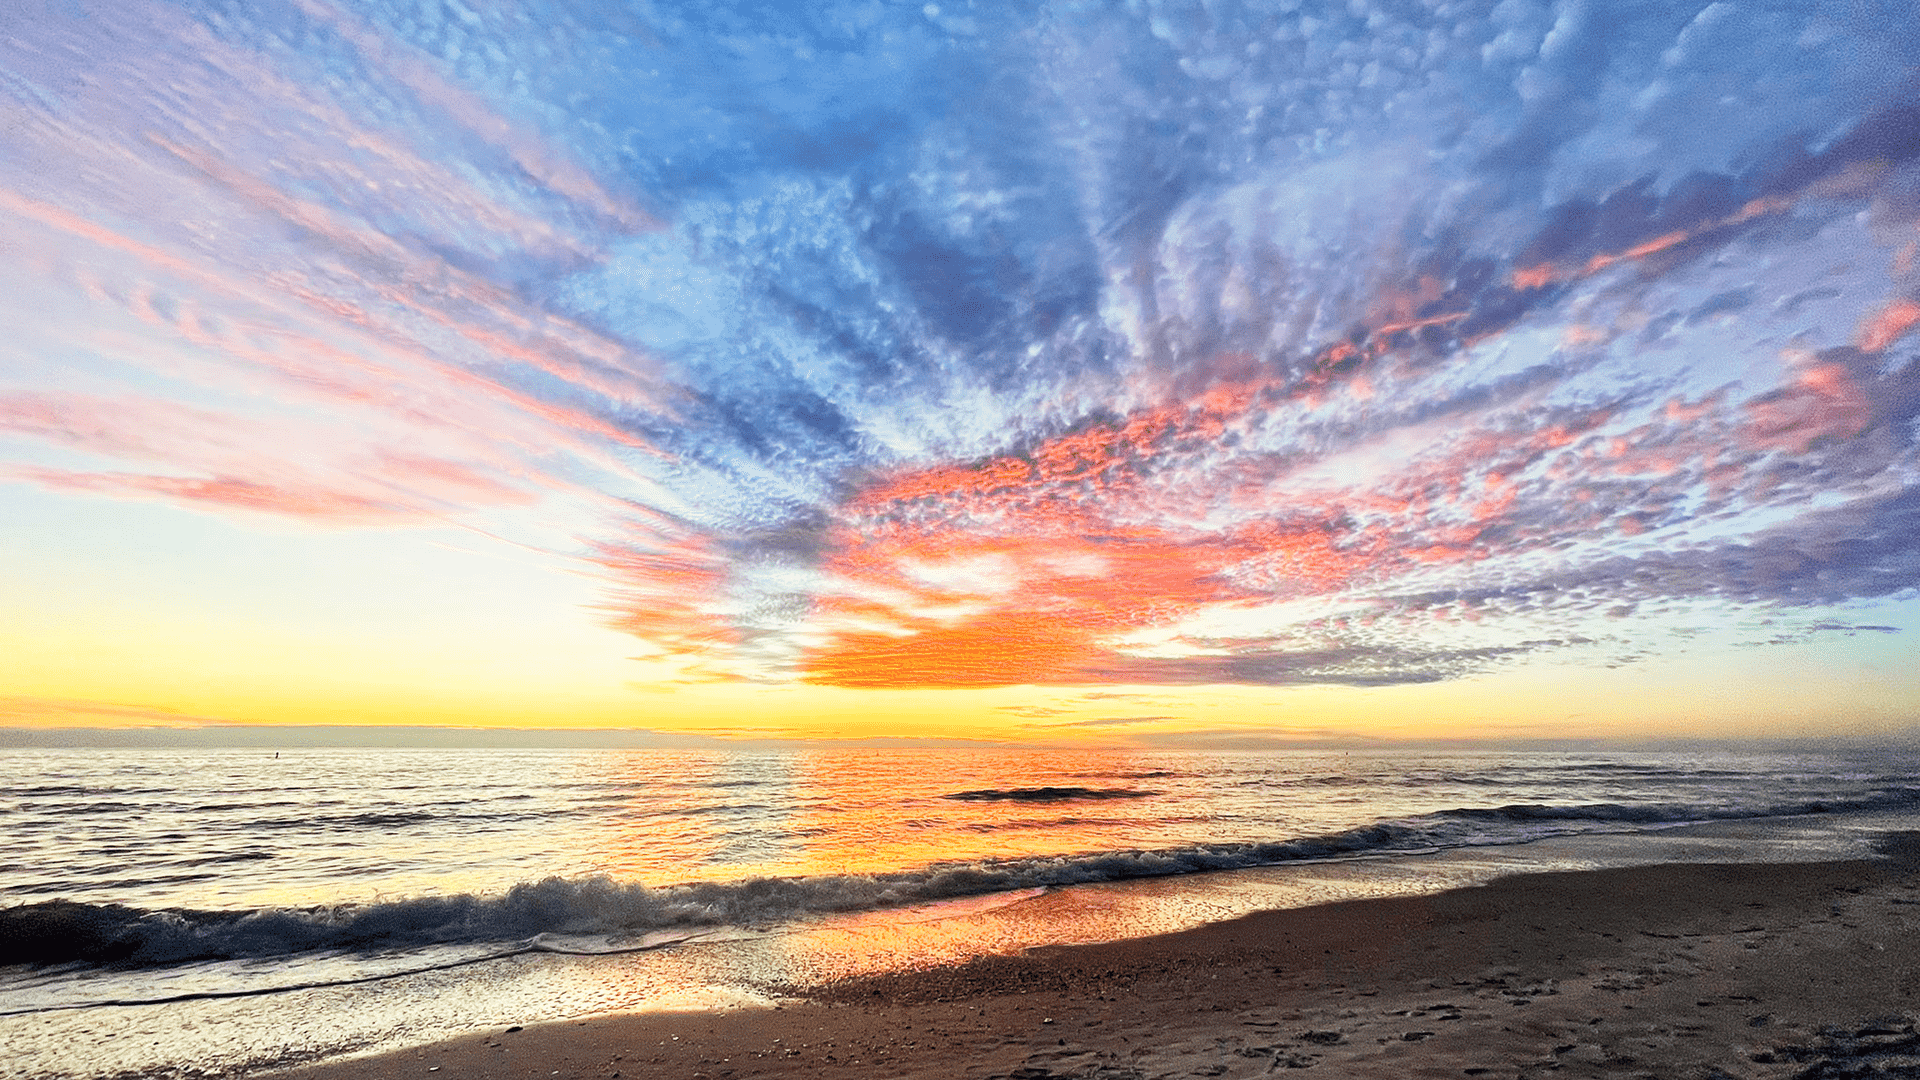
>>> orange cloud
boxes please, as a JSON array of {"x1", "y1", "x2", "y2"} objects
[
  {"x1": 1741, "y1": 359, "x2": 1873, "y2": 455},
  {"x1": 591, "y1": 529, "x2": 742, "y2": 679},
  {"x1": 1511, "y1": 195, "x2": 1797, "y2": 291},
  {"x1": 803, "y1": 367, "x2": 1428, "y2": 687},
  {"x1": 779, "y1": 324, "x2": 1845, "y2": 690},
  {"x1": 1858, "y1": 298, "x2": 1920, "y2": 354}
]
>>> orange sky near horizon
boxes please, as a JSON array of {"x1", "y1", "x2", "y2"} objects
[
  {"x1": 4, "y1": 0, "x2": 1919, "y2": 748},
  {"x1": 3, "y1": 488, "x2": 1914, "y2": 747}
]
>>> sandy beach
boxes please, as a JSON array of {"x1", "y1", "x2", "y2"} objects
[{"x1": 271, "y1": 832, "x2": 1920, "y2": 1080}]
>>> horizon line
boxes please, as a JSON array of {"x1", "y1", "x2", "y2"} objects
[{"x1": 3, "y1": 724, "x2": 1915, "y2": 752}]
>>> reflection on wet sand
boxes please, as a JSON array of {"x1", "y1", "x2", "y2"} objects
[{"x1": 636, "y1": 811, "x2": 1907, "y2": 997}]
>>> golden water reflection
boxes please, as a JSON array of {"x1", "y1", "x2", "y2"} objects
[{"x1": 575, "y1": 747, "x2": 1213, "y2": 886}]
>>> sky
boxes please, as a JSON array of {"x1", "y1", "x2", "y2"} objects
[{"x1": 2, "y1": 0, "x2": 1918, "y2": 746}]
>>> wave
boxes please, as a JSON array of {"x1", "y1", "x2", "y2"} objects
[
  {"x1": 943, "y1": 786, "x2": 1157, "y2": 802},
  {"x1": 6, "y1": 786, "x2": 1916, "y2": 970},
  {"x1": 4, "y1": 785, "x2": 173, "y2": 798}
]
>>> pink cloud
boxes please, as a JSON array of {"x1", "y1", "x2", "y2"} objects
[
  {"x1": 16, "y1": 468, "x2": 413, "y2": 524},
  {"x1": 1, "y1": 391, "x2": 540, "y2": 521}
]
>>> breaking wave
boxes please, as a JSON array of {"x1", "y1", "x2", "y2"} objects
[{"x1": 8, "y1": 786, "x2": 1917, "y2": 972}]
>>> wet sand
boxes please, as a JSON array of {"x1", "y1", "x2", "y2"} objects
[{"x1": 275, "y1": 834, "x2": 1920, "y2": 1080}]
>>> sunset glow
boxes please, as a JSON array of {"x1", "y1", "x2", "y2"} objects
[{"x1": 2, "y1": 0, "x2": 1917, "y2": 744}]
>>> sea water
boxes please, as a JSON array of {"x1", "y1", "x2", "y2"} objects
[{"x1": 2, "y1": 746, "x2": 1915, "y2": 1078}]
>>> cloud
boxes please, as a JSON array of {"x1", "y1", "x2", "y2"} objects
[
  {"x1": 1124, "y1": 728, "x2": 1388, "y2": 751},
  {"x1": 2, "y1": 0, "x2": 1916, "y2": 690},
  {"x1": 1024, "y1": 715, "x2": 1182, "y2": 729},
  {"x1": 0, "y1": 391, "x2": 546, "y2": 522},
  {"x1": 0, "y1": 9, "x2": 666, "y2": 536}
]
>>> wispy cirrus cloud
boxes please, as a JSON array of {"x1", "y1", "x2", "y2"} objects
[
  {"x1": 0, "y1": 3, "x2": 667, "y2": 541},
  {"x1": 0, "y1": 0, "x2": 1915, "y2": 693},
  {"x1": 0, "y1": 392, "x2": 540, "y2": 522}
]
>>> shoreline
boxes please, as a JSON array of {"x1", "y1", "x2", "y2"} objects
[{"x1": 271, "y1": 831, "x2": 1920, "y2": 1080}]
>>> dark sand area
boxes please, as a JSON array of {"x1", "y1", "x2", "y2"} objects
[{"x1": 276, "y1": 836, "x2": 1920, "y2": 1080}]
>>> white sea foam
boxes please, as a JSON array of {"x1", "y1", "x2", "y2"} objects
[{"x1": 7, "y1": 780, "x2": 1918, "y2": 979}]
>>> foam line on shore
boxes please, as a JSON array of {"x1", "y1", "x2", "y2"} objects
[
  {"x1": 5, "y1": 789, "x2": 1916, "y2": 973},
  {"x1": 0, "y1": 931, "x2": 722, "y2": 1017}
]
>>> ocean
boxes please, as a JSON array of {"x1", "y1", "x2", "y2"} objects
[{"x1": 3, "y1": 745, "x2": 1916, "y2": 1078}]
